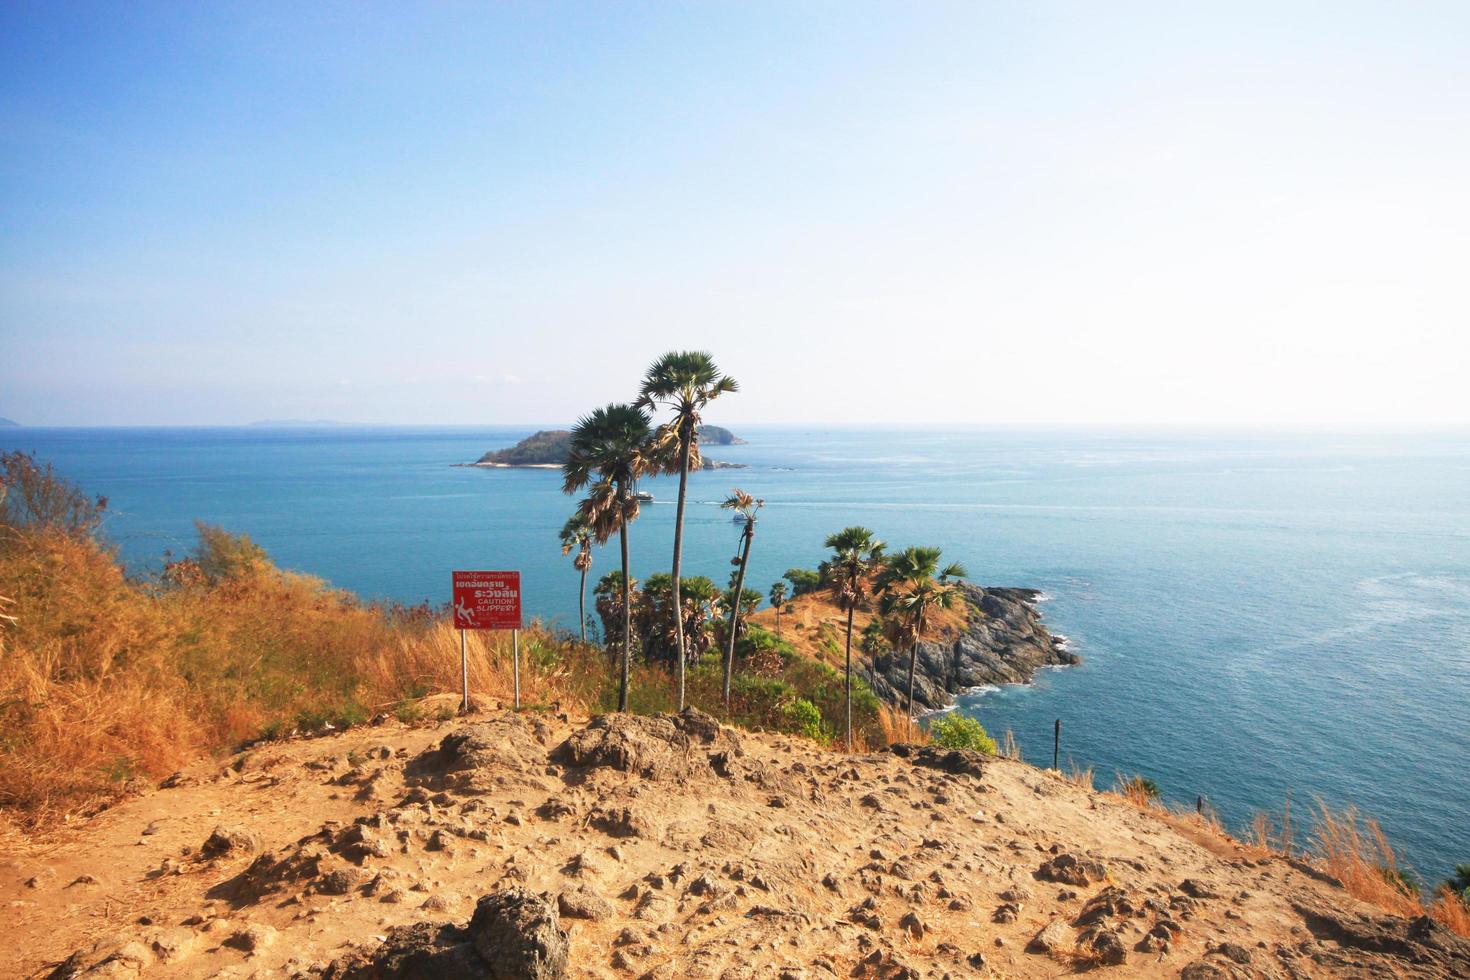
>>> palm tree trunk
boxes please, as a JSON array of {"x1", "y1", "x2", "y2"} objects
[
  {"x1": 618, "y1": 489, "x2": 632, "y2": 713},
  {"x1": 844, "y1": 604, "x2": 854, "y2": 751},
  {"x1": 671, "y1": 424, "x2": 693, "y2": 709},
  {"x1": 775, "y1": 606, "x2": 781, "y2": 637},
  {"x1": 723, "y1": 521, "x2": 753, "y2": 708},
  {"x1": 906, "y1": 641, "x2": 918, "y2": 741},
  {"x1": 578, "y1": 567, "x2": 587, "y2": 645}
]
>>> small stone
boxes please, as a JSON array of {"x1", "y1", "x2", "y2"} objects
[
  {"x1": 558, "y1": 885, "x2": 614, "y2": 921},
  {"x1": 1029, "y1": 918, "x2": 1074, "y2": 953},
  {"x1": 898, "y1": 911, "x2": 926, "y2": 939},
  {"x1": 202, "y1": 825, "x2": 259, "y2": 859},
  {"x1": 225, "y1": 923, "x2": 277, "y2": 955}
]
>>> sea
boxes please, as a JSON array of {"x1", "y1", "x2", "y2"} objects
[{"x1": 5, "y1": 424, "x2": 1468, "y2": 882}]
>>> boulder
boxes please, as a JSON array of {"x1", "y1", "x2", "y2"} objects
[
  {"x1": 405, "y1": 715, "x2": 554, "y2": 795},
  {"x1": 469, "y1": 889, "x2": 568, "y2": 980},
  {"x1": 553, "y1": 708, "x2": 743, "y2": 780},
  {"x1": 557, "y1": 885, "x2": 613, "y2": 921},
  {"x1": 1036, "y1": 853, "x2": 1107, "y2": 886},
  {"x1": 201, "y1": 825, "x2": 258, "y2": 859}
]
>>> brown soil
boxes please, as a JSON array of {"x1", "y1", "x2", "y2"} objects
[{"x1": 4, "y1": 706, "x2": 1467, "y2": 979}]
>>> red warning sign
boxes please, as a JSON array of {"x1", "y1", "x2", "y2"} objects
[{"x1": 452, "y1": 570, "x2": 522, "y2": 630}]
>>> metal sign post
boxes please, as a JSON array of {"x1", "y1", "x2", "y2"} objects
[
  {"x1": 452, "y1": 570, "x2": 523, "y2": 712},
  {"x1": 460, "y1": 628, "x2": 469, "y2": 712}
]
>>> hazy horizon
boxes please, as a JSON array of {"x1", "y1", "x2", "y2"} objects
[{"x1": 4, "y1": 3, "x2": 1469, "y2": 428}]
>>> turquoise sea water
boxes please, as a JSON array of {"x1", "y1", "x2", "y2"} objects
[{"x1": 5, "y1": 425, "x2": 1468, "y2": 882}]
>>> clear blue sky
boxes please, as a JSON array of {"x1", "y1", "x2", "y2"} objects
[{"x1": 3, "y1": 2, "x2": 1468, "y2": 426}]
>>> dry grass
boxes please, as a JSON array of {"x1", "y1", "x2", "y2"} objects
[
  {"x1": 0, "y1": 524, "x2": 607, "y2": 828},
  {"x1": 1308, "y1": 802, "x2": 1421, "y2": 918},
  {"x1": 1247, "y1": 798, "x2": 1296, "y2": 857},
  {"x1": 1112, "y1": 772, "x2": 1161, "y2": 809},
  {"x1": 1065, "y1": 762, "x2": 1095, "y2": 790},
  {"x1": 1235, "y1": 799, "x2": 1470, "y2": 939},
  {"x1": 0, "y1": 515, "x2": 909, "y2": 826},
  {"x1": 1430, "y1": 886, "x2": 1470, "y2": 936},
  {"x1": 1000, "y1": 729, "x2": 1022, "y2": 761}
]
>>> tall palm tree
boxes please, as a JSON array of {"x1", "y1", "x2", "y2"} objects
[
  {"x1": 636, "y1": 351, "x2": 739, "y2": 710},
  {"x1": 875, "y1": 546, "x2": 968, "y2": 739},
  {"x1": 563, "y1": 404, "x2": 653, "y2": 712},
  {"x1": 824, "y1": 526, "x2": 886, "y2": 750},
  {"x1": 768, "y1": 581, "x2": 788, "y2": 637},
  {"x1": 559, "y1": 513, "x2": 594, "y2": 644},
  {"x1": 719, "y1": 489, "x2": 763, "y2": 707}
]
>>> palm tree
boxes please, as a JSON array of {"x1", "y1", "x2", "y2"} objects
[
  {"x1": 636, "y1": 351, "x2": 739, "y2": 710},
  {"x1": 768, "y1": 581, "x2": 788, "y2": 637},
  {"x1": 559, "y1": 514, "x2": 594, "y2": 644},
  {"x1": 875, "y1": 546, "x2": 968, "y2": 739},
  {"x1": 824, "y1": 526, "x2": 886, "y2": 750},
  {"x1": 719, "y1": 489, "x2": 763, "y2": 707},
  {"x1": 563, "y1": 404, "x2": 653, "y2": 712}
]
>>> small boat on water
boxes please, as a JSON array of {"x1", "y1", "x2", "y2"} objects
[{"x1": 635, "y1": 490, "x2": 653, "y2": 502}]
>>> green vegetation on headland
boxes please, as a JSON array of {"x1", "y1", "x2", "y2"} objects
[{"x1": 475, "y1": 424, "x2": 745, "y2": 467}]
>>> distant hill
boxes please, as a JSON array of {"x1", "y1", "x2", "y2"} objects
[
  {"x1": 477, "y1": 430, "x2": 573, "y2": 466},
  {"x1": 698, "y1": 425, "x2": 745, "y2": 445},
  {"x1": 475, "y1": 426, "x2": 745, "y2": 467},
  {"x1": 0, "y1": 417, "x2": 19, "y2": 427}
]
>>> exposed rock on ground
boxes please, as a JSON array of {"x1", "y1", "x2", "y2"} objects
[
  {"x1": 6, "y1": 708, "x2": 1466, "y2": 979},
  {"x1": 553, "y1": 707, "x2": 743, "y2": 781}
]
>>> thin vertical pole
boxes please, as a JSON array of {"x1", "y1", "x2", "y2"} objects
[
  {"x1": 1053, "y1": 719, "x2": 1060, "y2": 770},
  {"x1": 460, "y1": 629, "x2": 469, "y2": 713},
  {"x1": 512, "y1": 628, "x2": 521, "y2": 710}
]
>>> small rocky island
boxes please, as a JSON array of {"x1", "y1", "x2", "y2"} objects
[{"x1": 472, "y1": 426, "x2": 745, "y2": 469}]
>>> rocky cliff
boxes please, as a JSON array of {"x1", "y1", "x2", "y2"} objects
[{"x1": 867, "y1": 584, "x2": 1079, "y2": 712}]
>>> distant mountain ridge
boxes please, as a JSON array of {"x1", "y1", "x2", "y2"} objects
[
  {"x1": 0, "y1": 418, "x2": 19, "y2": 427},
  {"x1": 475, "y1": 426, "x2": 745, "y2": 468}
]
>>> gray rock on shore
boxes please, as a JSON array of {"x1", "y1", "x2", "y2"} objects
[{"x1": 865, "y1": 585, "x2": 1078, "y2": 712}]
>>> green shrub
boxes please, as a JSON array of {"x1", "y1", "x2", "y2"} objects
[
  {"x1": 783, "y1": 568, "x2": 822, "y2": 596},
  {"x1": 926, "y1": 713, "x2": 997, "y2": 755},
  {"x1": 781, "y1": 698, "x2": 823, "y2": 741}
]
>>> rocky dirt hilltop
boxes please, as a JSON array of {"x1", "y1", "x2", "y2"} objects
[{"x1": 6, "y1": 707, "x2": 1467, "y2": 979}]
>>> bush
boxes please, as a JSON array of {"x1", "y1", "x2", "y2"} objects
[
  {"x1": 783, "y1": 568, "x2": 822, "y2": 596},
  {"x1": 781, "y1": 698, "x2": 823, "y2": 741},
  {"x1": 926, "y1": 713, "x2": 997, "y2": 754}
]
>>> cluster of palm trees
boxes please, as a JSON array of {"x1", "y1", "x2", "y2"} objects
[
  {"x1": 823, "y1": 528, "x2": 966, "y2": 747},
  {"x1": 561, "y1": 351, "x2": 740, "y2": 712},
  {"x1": 556, "y1": 350, "x2": 968, "y2": 751}
]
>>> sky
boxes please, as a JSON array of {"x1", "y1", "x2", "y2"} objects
[{"x1": 2, "y1": 2, "x2": 1468, "y2": 427}]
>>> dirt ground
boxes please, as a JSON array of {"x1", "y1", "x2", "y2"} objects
[{"x1": 4, "y1": 705, "x2": 1467, "y2": 979}]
